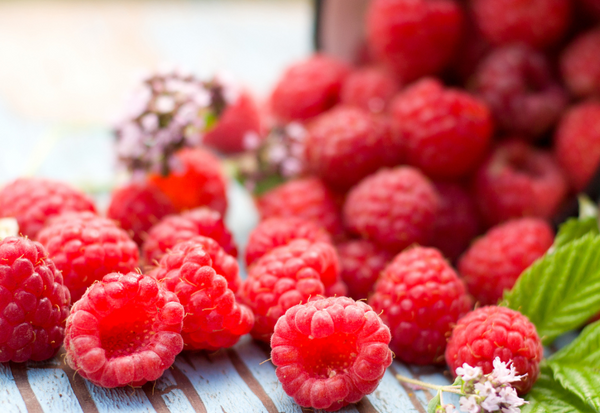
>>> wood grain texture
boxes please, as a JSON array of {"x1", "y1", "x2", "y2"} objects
[
  {"x1": 0, "y1": 363, "x2": 28, "y2": 413},
  {"x1": 161, "y1": 389, "x2": 197, "y2": 413},
  {"x1": 84, "y1": 380, "x2": 156, "y2": 413},
  {"x1": 27, "y1": 368, "x2": 84, "y2": 413},
  {"x1": 365, "y1": 369, "x2": 422, "y2": 413}
]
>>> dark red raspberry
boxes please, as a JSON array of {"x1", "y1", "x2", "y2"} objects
[
  {"x1": 245, "y1": 217, "x2": 331, "y2": 267},
  {"x1": 271, "y1": 296, "x2": 392, "y2": 411},
  {"x1": 343, "y1": 167, "x2": 439, "y2": 253},
  {"x1": 37, "y1": 212, "x2": 139, "y2": 302},
  {"x1": 256, "y1": 177, "x2": 344, "y2": 237},
  {"x1": 390, "y1": 78, "x2": 492, "y2": 179},
  {"x1": 239, "y1": 239, "x2": 339, "y2": 342},
  {"x1": 149, "y1": 147, "x2": 228, "y2": 215},
  {"x1": 458, "y1": 218, "x2": 554, "y2": 305},
  {"x1": 0, "y1": 237, "x2": 70, "y2": 362},
  {"x1": 580, "y1": 0, "x2": 600, "y2": 19},
  {"x1": 369, "y1": 247, "x2": 472, "y2": 365},
  {"x1": 0, "y1": 178, "x2": 96, "y2": 239},
  {"x1": 445, "y1": 306, "x2": 543, "y2": 394},
  {"x1": 473, "y1": 45, "x2": 567, "y2": 139},
  {"x1": 561, "y1": 28, "x2": 600, "y2": 99},
  {"x1": 554, "y1": 101, "x2": 600, "y2": 191},
  {"x1": 337, "y1": 239, "x2": 393, "y2": 300},
  {"x1": 304, "y1": 106, "x2": 397, "y2": 190},
  {"x1": 270, "y1": 54, "x2": 350, "y2": 122},
  {"x1": 449, "y1": 12, "x2": 491, "y2": 83},
  {"x1": 473, "y1": 140, "x2": 568, "y2": 227},
  {"x1": 64, "y1": 272, "x2": 184, "y2": 388},
  {"x1": 107, "y1": 180, "x2": 176, "y2": 245},
  {"x1": 471, "y1": 0, "x2": 571, "y2": 49},
  {"x1": 150, "y1": 240, "x2": 252, "y2": 351},
  {"x1": 366, "y1": 0, "x2": 463, "y2": 82},
  {"x1": 339, "y1": 66, "x2": 400, "y2": 113},
  {"x1": 143, "y1": 207, "x2": 237, "y2": 265}
]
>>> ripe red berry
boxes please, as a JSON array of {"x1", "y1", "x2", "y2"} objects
[
  {"x1": 0, "y1": 236, "x2": 70, "y2": 362},
  {"x1": 445, "y1": 306, "x2": 543, "y2": 394},
  {"x1": 458, "y1": 218, "x2": 554, "y2": 306},
  {"x1": 561, "y1": 28, "x2": 600, "y2": 99},
  {"x1": 369, "y1": 247, "x2": 472, "y2": 365},
  {"x1": 0, "y1": 178, "x2": 96, "y2": 239},
  {"x1": 339, "y1": 66, "x2": 400, "y2": 113},
  {"x1": 271, "y1": 296, "x2": 392, "y2": 411},
  {"x1": 64, "y1": 272, "x2": 184, "y2": 388}
]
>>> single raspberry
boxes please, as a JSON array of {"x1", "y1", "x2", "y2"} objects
[
  {"x1": 430, "y1": 183, "x2": 481, "y2": 262},
  {"x1": 304, "y1": 106, "x2": 397, "y2": 190},
  {"x1": 239, "y1": 239, "x2": 339, "y2": 342},
  {"x1": 458, "y1": 218, "x2": 554, "y2": 305},
  {"x1": 64, "y1": 272, "x2": 184, "y2": 388},
  {"x1": 336, "y1": 239, "x2": 393, "y2": 300},
  {"x1": 445, "y1": 306, "x2": 543, "y2": 394},
  {"x1": 471, "y1": 0, "x2": 571, "y2": 49},
  {"x1": 256, "y1": 177, "x2": 344, "y2": 238},
  {"x1": 37, "y1": 212, "x2": 139, "y2": 302},
  {"x1": 142, "y1": 207, "x2": 237, "y2": 265},
  {"x1": 366, "y1": 0, "x2": 463, "y2": 82},
  {"x1": 270, "y1": 54, "x2": 350, "y2": 122},
  {"x1": 390, "y1": 78, "x2": 492, "y2": 179},
  {"x1": 107, "y1": 180, "x2": 176, "y2": 245},
  {"x1": 148, "y1": 147, "x2": 228, "y2": 215},
  {"x1": 245, "y1": 217, "x2": 332, "y2": 267},
  {"x1": 0, "y1": 237, "x2": 70, "y2": 362},
  {"x1": 369, "y1": 247, "x2": 472, "y2": 365},
  {"x1": 271, "y1": 296, "x2": 392, "y2": 411},
  {"x1": 473, "y1": 45, "x2": 568, "y2": 139},
  {"x1": 473, "y1": 140, "x2": 568, "y2": 227},
  {"x1": 339, "y1": 66, "x2": 400, "y2": 113},
  {"x1": 561, "y1": 28, "x2": 600, "y2": 99},
  {"x1": 150, "y1": 240, "x2": 252, "y2": 351},
  {"x1": 0, "y1": 178, "x2": 96, "y2": 239},
  {"x1": 343, "y1": 167, "x2": 439, "y2": 253},
  {"x1": 554, "y1": 101, "x2": 600, "y2": 191}
]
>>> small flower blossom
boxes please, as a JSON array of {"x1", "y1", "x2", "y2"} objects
[
  {"x1": 460, "y1": 396, "x2": 481, "y2": 413},
  {"x1": 457, "y1": 364, "x2": 483, "y2": 381},
  {"x1": 491, "y1": 358, "x2": 526, "y2": 384}
]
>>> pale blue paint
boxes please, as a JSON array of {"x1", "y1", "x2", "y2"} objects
[
  {"x1": 393, "y1": 362, "x2": 432, "y2": 408},
  {"x1": 0, "y1": 363, "x2": 28, "y2": 413},
  {"x1": 161, "y1": 389, "x2": 196, "y2": 413},
  {"x1": 27, "y1": 368, "x2": 84, "y2": 413},
  {"x1": 84, "y1": 380, "x2": 156, "y2": 413},
  {"x1": 367, "y1": 369, "x2": 423, "y2": 412}
]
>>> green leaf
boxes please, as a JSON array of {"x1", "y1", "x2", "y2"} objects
[
  {"x1": 427, "y1": 390, "x2": 441, "y2": 413},
  {"x1": 504, "y1": 234, "x2": 600, "y2": 345},
  {"x1": 550, "y1": 320, "x2": 600, "y2": 365},
  {"x1": 553, "y1": 216, "x2": 599, "y2": 249}
]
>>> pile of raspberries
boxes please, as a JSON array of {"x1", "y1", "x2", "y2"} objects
[{"x1": 3, "y1": 0, "x2": 600, "y2": 410}]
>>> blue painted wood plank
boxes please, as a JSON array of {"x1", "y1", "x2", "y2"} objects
[
  {"x1": 161, "y1": 389, "x2": 196, "y2": 413},
  {"x1": 155, "y1": 369, "x2": 177, "y2": 392},
  {"x1": 416, "y1": 371, "x2": 460, "y2": 409},
  {"x1": 393, "y1": 362, "x2": 430, "y2": 408},
  {"x1": 84, "y1": 380, "x2": 156, "y2": 413},
  {"x1": 0, "y1": 363, "x2": 28, "y2": 413},
  {"x1": 27, "y1": 368, "x2": 84, "y2": 413},
  {"x1": 366, "y1": 369, "x2": 422, "y2": 412}
]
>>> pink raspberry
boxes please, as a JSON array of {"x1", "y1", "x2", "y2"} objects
[
  {"x1": 0, "y1": 236, "x2": 70, "y2": 362},
  {"x1": 64, "y1": 272, "x2": 184, "y2": 388},
  {"x1": 343, "y1": 166, "x2": 439, "y2": 253},
  {"x1": 561, "y1": 28, "x2": 600, "y2": 99},
  {"x1": 339, "y1": 66, "x2": 400, "y2": 113},
  {"x1": 458, "y1": 218, "x2": 554, "y2": 306},
  {"x1": 390, "y1": 78, "x2": 492, "y2": 179},
  {"x1": 369, "y1": 247, "x2": 472, "y2": 365},
  {"x1": 0, "y1": 178, "x2": 96, "y2": 238},
  {"x1": 445, "y1": 306, "x2": 543, "y2": 394},
  {"x1": 271, "y1": 296, "x2": 392, "y2": 411}
]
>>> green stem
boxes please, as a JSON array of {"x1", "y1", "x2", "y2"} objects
[{"x1": 395, "y1": 374, "x2": 462, "y2": 395}]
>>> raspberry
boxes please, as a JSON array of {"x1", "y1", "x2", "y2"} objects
[
  {"x1": 580, "y1": 0, "x2": 600, "y2": 19},
  {"x1": 343, "y1": 167, "x2": 439, "y2": 253},
  {"x1": 337, "y1": 239, "x2": 393, "y2": 300},
  {"x1": 239, "y1": 239, "x2": 339, "y2": 342},
  {"x1": 256, "y1": 177, "x2": 344, "y2": 238},
  {"x1": 445, "y1": 306, "x2": 543, "y2": 394},
  {"x1": 471, "y1": 0, "x2": 571, "y2": 49},
  {"x1": 430, "y1": 183, "x2": 481, "y2": 262},
  {"x1": 148, "y1": 147, "x2": 228, "y2": 214},
  {"x1": 390, "y1": 78, "x2": 492, "y2": 179},
  {"x1": 143, "y1": 207, "x2": 237, "y2": 265},
  {"x1": 339, "y1": 66, "x2": 400, "y2": 113},
  {"x1": 473, "y1": 140, "x2": 568, "y2": 227},
  {"x1": 0, "y1": 178, "x2": 96, "y2": 239},
  {"x1": 369, "y1": 247, "x2": 472, "y2": 365},
  {"x1": 245, "y1": 217, "x2": 332, "y2": 267},
  {"x1": 554, "y1": 101, "x2": 600, "y2": 191},
  {"x1": 150, "y1": 240, "x2": 252, "y2": 351},
  {"x1": 64, "y1": 272, "x2": 184, "y2": 388},
  {"x1": 561, "y1": 28, "x2": 600, "y2": 99},
  {"x1": 0, "y1": 237, "x2": 70, "y2": 362},
  {"x1": 37, "y1": 212, "x2": 140, "y2": 302},
  {"x1": 107, "y1": 180, "x2": 176, "y2": 245},
  {"x1": 271, "y1": 297, "x2": 392, "y2": 411},
  {"x1": 304, "y1": 106, "x2": 397, "y2": 190},
  {"x1": 366, "y1": 0, "x2": 463, "y2": 82},
  {"x1": 269, "y1": 54, "x2": 350, "y2": 122},
  {"x1": 458, "y1": 218, "x2": 554, "y2": 306},
  {"x1": 473, "y1": 45, "x2": 567, "y2": 138}
]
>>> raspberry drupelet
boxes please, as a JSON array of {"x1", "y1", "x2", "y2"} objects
[
  {"x1": 271, "y1": 296, "x2": 392, "y2": 411},
  {"x1": 561, "y1": 28, "x2": 600, "y2": 99},
  {"x1": 339, "y1": 66, "x2": 400, "y2": 113}
]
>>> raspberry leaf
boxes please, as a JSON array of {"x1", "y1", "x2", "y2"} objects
[{"x1": 553, "y1": 216, "x2": 599, "y2": 249}]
